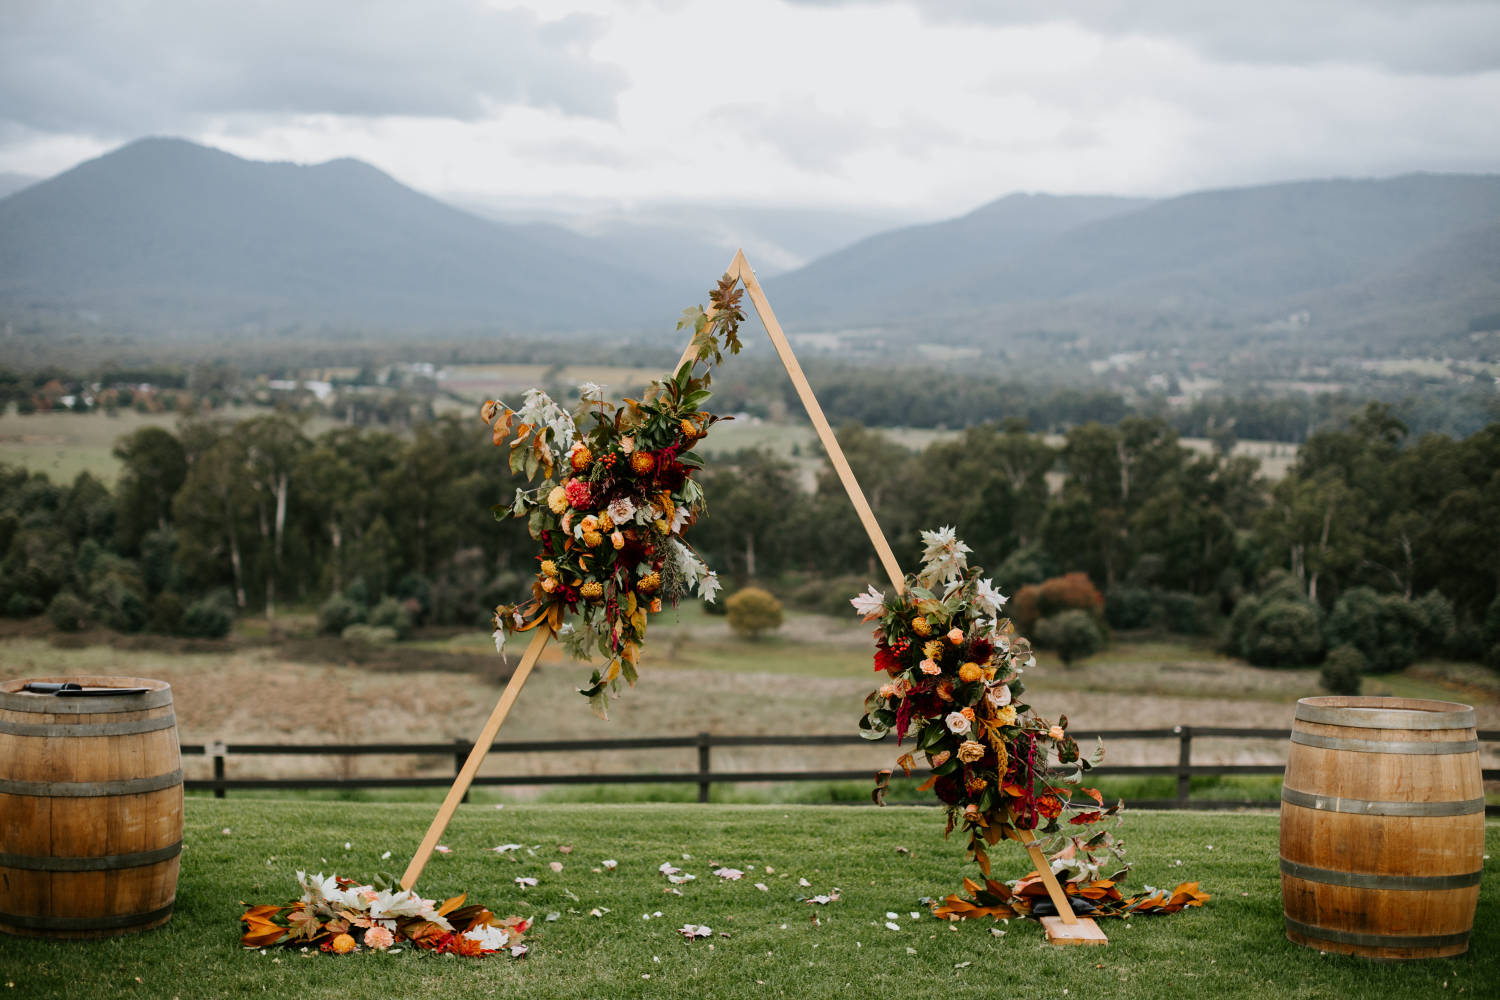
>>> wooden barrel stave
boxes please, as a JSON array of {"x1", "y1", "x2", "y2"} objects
[
  {"x1": 0, "y1": 675, "x2": 182, "y2": 939},
  {"x1": 1279, "y1": 695, "x2": 1484, "y2": 960}
]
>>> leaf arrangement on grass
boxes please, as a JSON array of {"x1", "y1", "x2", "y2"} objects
[
  {"x1": 483, "y1": 278, "x2": 745, "y2": 719},
  {"x1": 854, "y1": 528, "x2": 1207, "y2": 919},
  {"x1": 241, "y1": 871, "x2": 531, "y2": 958}
]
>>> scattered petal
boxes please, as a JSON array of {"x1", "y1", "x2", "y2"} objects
[
  {"x1": 493, "y1": 844, "x2": 523, "y2": 855},
  {"x1": 514, "y1": 877, "x2": 538, "y2": 889},
  {"x1": 886, "y1": 912, "x2": 899, "y2": 920},
  {"x1": 545, "y1": 912, "x2": 560, "y2": 922},
  {"x1": 434, "y1": 845, "x2": 452, "y2": 855},
  {"x1": 885, "y1": 921, "x2": 901, "y2": 931},
  {"x1": 754, "y1": 883, "x2": 769, "y2": 892},
  {"x1": 798, "y1": 878, "x2": 811, "y2": 887},
  {"x1": 380, "y1": 851, "x2": 392, "y2": 861},
  {"x1": 713, "y1": 867, "x2": 744, "y2": 881},
  {"x1": 549, "y1": 862, "x2": 564, "y2": 873},
  {"x1": 602, "y1": 859, "x2": 618, "y2": 871},
  {"x1": 558, "y1": 845, "x2": 573, "y2": 855}
]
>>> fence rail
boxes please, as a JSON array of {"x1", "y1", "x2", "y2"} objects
[{"x1": 179, "y1": 726, "x2": 1500, "y2": 814}]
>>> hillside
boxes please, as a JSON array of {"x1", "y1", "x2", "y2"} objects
[
  {"x1": 767, "y1": 174, "x2": 1500, "y2": 351},
  {"x1": 0, "y1": 138, "x2": 683, "y2": 333}
]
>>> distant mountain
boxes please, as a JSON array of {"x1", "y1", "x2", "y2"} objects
[
  {"x1": 767, "y1": 174, "x2": 1500, "y2": 348},
  {"x1": 0, "y1": 138, "x2": 684, "y2": 332},
  {"x1": 765, "y1": 193, "x2": 1150, "y2": 323},
  {"x1": 457, "y1": 199, "x2": 915, "y2": 283},
  {"x1": 0, "y1": 173, "x2": 37, "y2": 199}
]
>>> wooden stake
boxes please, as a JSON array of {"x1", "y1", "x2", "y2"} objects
[
  {"x1": 401, "y1": 627, "x2": 550, "y2": 890},
  {"x1": 1007, "y1": 827, "x2": 1108, "y2": 945}
]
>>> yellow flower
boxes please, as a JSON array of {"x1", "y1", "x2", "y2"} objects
[
  {"x1": 679, "y1": 417, "x2": 700, "y2": 440},
  {"x1": 540, "y1": 577, "x2": 557, "y2": 593},
  {"x1": 580, "y1": 581, "x2": 604, "y2": 600},
  {"x1": 570, "y1": 444, "x2": 593, "y2": 471},
  {"x1": 910, "y1": 616, "x2": 932, "y2": 637},
  {"x1": 331, "y1": 933, "x2": 357, "y2": 954},
  {"x1": 985, "y1": 735, "x2": 1009, "y2": 772},
  {"x1": 958, "y1": 662, "x2": 983, "y2": 684},
  {"x1": 540, "y1": 560, "x2": 558, "y2": 577},
  {"x1": 654, "y1": 519, "x2": 669, "y2": 535},
  {"x1": 637, "y1": 572, "x2": 662, "y2": 595},
  {"x1": 598, "y1": 511, "x2": 615, "y2": 532},
  {"x1": 992, "y1": 705, "x2": 1017, "y2": 727},
  {"x1": 947, "y1": 627, "x2": 964, "y2": 645},
  {"x1": 580, "y1": 515, "x2": 599, "y2": 533},
  {"x1": 631, "y1": 451, "x2": 656, "y2": 476},
  {"x1": 583, "y1": 530, "x2": 604, "y2": 548},
  {"x1": 957, "y1": 740, "x2": 986, "y2": 763},
  {"x1": 547, "y1": 486, "x2": 568, "y2": 514},
  {"x1": 922, "y1": 640, "x2": 944, "y2": 662},
  {"x1": 610, "y1": 530, "x2": 625, "y2": 550}
]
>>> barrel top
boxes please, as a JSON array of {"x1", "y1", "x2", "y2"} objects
[
  {"x1": 1295, "y1": 695, "x2": 1475, "y2": 731},
  {"x1": 0, "y1": 675, "x2": 172, "y2": 714}
]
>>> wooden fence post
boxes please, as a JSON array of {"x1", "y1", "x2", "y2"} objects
[
  {"x1": 1176, "y1": 726, "x2": 1192, "y2": 807},
  {"x1": 208, "y1": 741, "x2": 226, "y2": 799},
  {"x1": 697, "y1": 732, "x2": 712, "y2": 803}
]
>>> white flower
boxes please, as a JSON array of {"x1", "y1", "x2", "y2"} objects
[
  {"x1": 607, "y1": 497, "x2": 636, "y2": 524},
  {"x1": 578, "y1": 381, "x2": 607, "y2": 402},
  {"x1": 974, "y1": 578, "x2": 1008, "y2": 616},
  {"x1": 849, "y1": 584, "x2": 886, "y2": 619},
  {"x1": 986, "y1": 684, "x2": 1012, "y2": 708},
  {"x1": 492, "y1": 629, "x2": 507, "y2": 656},
  {"x1": 462, "y1": 924, "x2": 511, "y2": 952},
  {"x1": 918, "y1": 526, "x2": 972, "y2": 584},
  {"x1": 944, "y1": 711, "x2": 971, "y2": 735},
  {"x1": 699, "y1": 570, "x2": 722, "y2": 604}
]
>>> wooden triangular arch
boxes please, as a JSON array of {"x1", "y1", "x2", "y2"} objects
[{"x1": 401, "y1": 251, "x2": 1102, "y2": 944}]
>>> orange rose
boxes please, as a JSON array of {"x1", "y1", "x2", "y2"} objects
[
  {"x1": 961, "y1": 706, "x2": 975, "y2": 723},
  {"x1": 1048, "y1": 724, "x2": 1065, "y2": 741},
  {"x1": 947, "y1": 627, "x2": 964, "y2": 645},
  {"x1": 919, "y1": 659, "x2": 941, "y2": 676}
]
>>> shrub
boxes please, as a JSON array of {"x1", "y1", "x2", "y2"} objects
[
  {"x1": 342, "y1": 623, "x2": 398, "y2": 645},
  {"x1": 46, "y1": 589, "x2": 88, "y2": 632},
  {"x1": 1156, "y1": 590, "x2": 1204, "y2": 635},
  {"x1": 1224, "y1": 595, "x2": 1261, "y2": 656},
  {"x1": 1243, "y1": 600, "x2": 1324, "y2": 668},
  {"x1": 1325, "y1": 587, "x2": 1424, "y2": 673},
  {"x1": 725, "y1": 587, "x2": 783, "y2": 639},
  {"x1": 1016, "y1": 572, "x2": 1104, "y2": 635},
  {"x1": 1033, "y1": 609, "x2": 1105, "y2": 666},
  {"x1": 1257, "y1": 569, "x2": 1308, "y2": 605},
  {"x1": 1412, "y1": 590, "x2": 1456, "y2": 649},
  {"x1": 1320, "y1": 645, "x2": 1366, "y2": 695},
  {"x1": 318, "y1": 594, "x2": 366, "y2": 636},
  {"x1": 995, "y1": 545, "x2": 1056, "y2": 589},
  {"x1": 179, "y1": 595, "x2": 233, "y2": 638},
  {"x1": 147, "y1": 592, "x2": 184, "y2": 635},
  {"x1": 367, "y1": 596, "x2": 413, "y2": 640},
  {"x1": 394, "y1": 573, "x2": 433, "y2": 624},
  {"x1": 1105, "y1": 586, "x2": 1155, "y2": 630}
]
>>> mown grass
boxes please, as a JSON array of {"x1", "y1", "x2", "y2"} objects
[{"x1": 1, "y1": 802, "x2": 1494, "y2": 1000}]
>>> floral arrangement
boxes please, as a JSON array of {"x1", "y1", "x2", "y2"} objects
[
  {"x1": 856, "y1": 528, "x2": 1208, "y2": 919},
  {"x1": 855, "y1": 528, "x2": 1121, "y2": 877},
  {"x1": 241, "y1": 872, "x2": 531, "y2": 957},
  {"x1": 483, "y1": 277, "x2": 744, "y2": 718}
]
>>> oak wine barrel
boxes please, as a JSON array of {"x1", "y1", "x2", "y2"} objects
[
  {"x1": 1280, "y1": 695, "x2": 1484, "y2": 960},
  {"x1": 0, "y1": 675, "x2": 183, "y2": 938}
]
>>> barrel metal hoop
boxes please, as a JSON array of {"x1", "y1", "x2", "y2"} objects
[
  {"x1": 1294, "y1": 702, "x2": 1475, "y2": 731},
  {"x1": 0, "y1": 689, "x2": 173, "y2": 714},
  {"x1": 0, "y1": 841, "x2": 182, "y2": 872},
  {"x1": 1285, "y1": 916, "x2": 1471, "y2": 950},
  {"x1": 0, "y1": 901, "x2": 175, "y2": 931},
  {"x1": 0, "y1": 715, "x2": 177, "y2": 738},
  {"x1": 0, "y1": 769, "x2": 183, "y2": 798},
  {"x1": 1280, "y1": 786, "x2": 1487, "y2": 817},
  {"x1": 1290, "y1": 731, "x2": 1479, "y2": 755},
  {"x1": 1281, "y1": 857, "x2": 1482, "y2": 891}
]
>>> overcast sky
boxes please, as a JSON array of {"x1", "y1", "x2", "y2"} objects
[{"x1": 2, "y1": 0, "x2": 1499, "y2": 219}]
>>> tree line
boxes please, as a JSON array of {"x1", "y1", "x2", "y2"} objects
[{"x1": 2, "y1": 403, "x2": 1498, "y2": 674}]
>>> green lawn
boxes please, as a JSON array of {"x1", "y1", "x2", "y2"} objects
[{"x1": 2, "y1": 802, "x2": 1495, "y2": 999}]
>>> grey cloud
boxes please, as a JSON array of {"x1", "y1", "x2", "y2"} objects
[
  {"x1": 721, "y1": 100, "x2": 962, "y2": 171},
  {"x1": 0, "y1": 1, "x2": 626, "y2": 136},
  {"x1": 788, "y1": 0, "x2": 1500, "y2": 76}
]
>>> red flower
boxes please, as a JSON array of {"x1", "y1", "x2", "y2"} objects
[
  {"x1": 968, "y1": 638, "x2": 993, "y2": 662},
  {"x1": 564, "y1": 479, "x2": 593, "y2": 509},
  {"x1": 933, "y1": 774, "x2": 963, "y2": 805},
  {"x1": 873, "y1": 645, "x2": 901, "y2": 675}
]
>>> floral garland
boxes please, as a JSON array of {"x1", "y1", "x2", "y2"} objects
[
  {"x1": 856, "y1": 529, "x2": 1209, "y2": 919},
  {"x1": 484, "y1": 277, "x2": 744, "y2": 718},
  {"x1": 855, "y1": 528, "x2": 1123, "y2": 880},
  {"x1": 241, "y1": 872, "x2": 531, "y2": 957}
]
